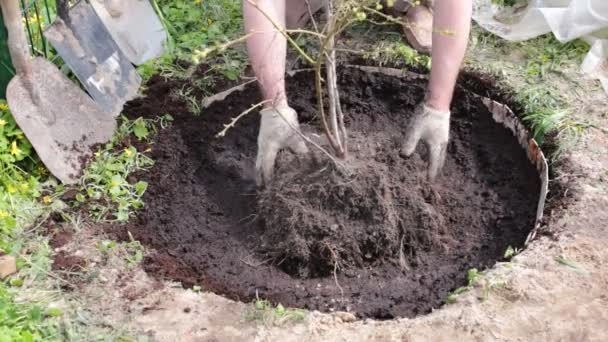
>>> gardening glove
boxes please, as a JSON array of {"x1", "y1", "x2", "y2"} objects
[
  {"x1": 400, "y1": 104, "x2": 450, "y2": 181},
  {"x1": 256, "y1": 105, "x2": 309, "y2": 187}
]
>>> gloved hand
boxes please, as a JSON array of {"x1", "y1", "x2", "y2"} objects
[
  {"x1": 255, "y1": 105, "x2": 309, "y2": 187},
  {"x1": 400, "y1": 104, "x2": 450, "y2": 181}
]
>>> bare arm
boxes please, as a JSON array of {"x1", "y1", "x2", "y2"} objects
[
  {"x1": 402, "y1": 0, "x2": 472, "y2": 180},
  {"x1": 243, "y1": 0, "x2": 288, "y2": 107},
  {"x1": 426, "y1": 0, "x2": 473, "y2": 112}
]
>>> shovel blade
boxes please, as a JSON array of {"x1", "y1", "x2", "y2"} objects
[
  {"x1": 90, "y1": 0, "x2": 167, "y2": 65},
  {"x1": 44, "y1": 0, "x2": 141, "y2": 117},
  {"x1": 6, "y1": 58, "x2": 116, "y2": 184}
]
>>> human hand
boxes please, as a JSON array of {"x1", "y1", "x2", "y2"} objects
[
  {"x1": 400, "y1": 104, "x2": 450, "y2": 181},
  {"x1": 255, "y1": 105, "x2": 308, "y2": 187}
]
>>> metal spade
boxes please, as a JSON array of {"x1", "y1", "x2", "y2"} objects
[
  {"x1": 1, "y1": 0, "x2": 116, "y2": 184},
  {"x1": 89, "y1": 0, "x2": 167, "y2": 65},
  {"x1": 44, "y1": 0, "x2": 141, "y2": 117}
]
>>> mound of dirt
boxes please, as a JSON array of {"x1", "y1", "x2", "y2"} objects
[
  {"x1": 258, "y1": 135, "x2": 448, "y2": 278},
  {"x1": 116, "y1": 67, "x2": 541, "y2": 318}
]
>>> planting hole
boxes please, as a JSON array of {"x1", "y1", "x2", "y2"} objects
[{"x1": 119, "y1": 68, "x2": 541, "y2": 319}]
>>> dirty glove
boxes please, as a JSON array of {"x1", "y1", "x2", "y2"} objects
[
  {"x1": 255, "y1": 105, "x2": 309, "y2": 187},
  {"x1": 400, "y1": 104, "x2": 450, "y2": 181}
]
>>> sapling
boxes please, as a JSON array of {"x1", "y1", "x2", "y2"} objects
[
  {"x1": 207, "y1": 1, "x2": 414, "y2": 161},
  {"x1": 240, "y1": 0, "x2": 390, "y2": 159}
]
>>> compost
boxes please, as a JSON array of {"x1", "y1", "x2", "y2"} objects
[{"x1": 117, "y1": 68, "x2": 540, "y2": 318}]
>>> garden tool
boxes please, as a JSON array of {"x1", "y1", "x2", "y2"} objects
[
  {"x1": 44, "y1": 0, "x2": 141, "y2": 117},
  {"x1": 1, "y1": 0, "x2": 115, "y2": 184},
  {"x1": 89, "y1": 0, "x2": 167, "y2": 65}
]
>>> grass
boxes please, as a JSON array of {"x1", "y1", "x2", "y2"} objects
[
  {"x1": 140, "y1": 0, "x2": 246, "y2": 85},
  {"x1": 467, "y1": 26, "x2": 599, "y2": 156}
]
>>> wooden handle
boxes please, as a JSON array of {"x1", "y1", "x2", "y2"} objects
[
  {"x1": 1, "y1": 0, "x2": 41, "y2": 106},
  {"x1": 56, "y1": 0, "x2": 70, "y2": 24},
  {"x1": 1, "y1": 0, "x2": 32, "y2": 78}
]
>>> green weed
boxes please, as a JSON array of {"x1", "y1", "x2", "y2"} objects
[
  {"x1": 0, "y1": 101, "x2": 46, "y2": 236},
  {"x1": 124, "y1": 232, "x2": 145, "y2": 267},
  {"x1": 171, "y1": 86, "x2": 203, "y2": 115},
  {"x1": 503, "y1": 246, "x2": 521, "y2": 259},
  {"x1": 446, "y1": 268, "x2": 482, "y2": 304},
  {"x1": 139, "y1": 0, "x2": 245, "y2": 84},
  {"x1": 364, "y1": 40, "x2": 431, "y2": 69},
  {"x1": 76, "y1": 117, "x2": 155, "y2": 222},
  {"x1": 0, "y1": 233, "x2": 63, "y2": 341},
  {"x1": 468, "y1": 28, "x2": 596, "y2": 152},
  {"x1": 0, "y1": 285, "x2": 60, "y2": 341},
  {"x1": 554, "y1": 255, "x2": 589, "y2": 275},
  {"x1": 96, "y1": 234, "x2": 144, "y2": 268},
  {"x1": 247, "y1": 297, "x2": 306, "y2": 325}
]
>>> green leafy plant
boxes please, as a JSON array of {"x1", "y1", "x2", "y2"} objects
[
  {"x1": 0, "y1": 101, "x2": 45, "y2": 237},
  {"x1": 0, "y1": 283, "x2": 60, "y2": 341},
  {"x1": 446, "y1": 268, "x2": 482, "y2": 304},
  {"x1": 78, "y1": 117, "x2": 155, "y2": 222},
  {"x1": 124, "y1": 232, "x2": 145, "y2": 267},
  {"x1": 139, "y1": 0, "x2": 245, "y2": 83},
  {"x1": 503, "y1": 245, "x2": 521, "y2": 259},
  {"x1": 247, "y1": 297, "x2": 306, "y2": 324},
  {"x1": 365, "y1": 40, "x2": 431, "y2": 69}
]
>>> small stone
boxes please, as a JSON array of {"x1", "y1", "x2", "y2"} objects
[
  {"x1": 335, "y1": 311, "x2": 356, "y2": 323},
  {"x1": 0, "y1": 255, "x2": 17, "y2": 279}
]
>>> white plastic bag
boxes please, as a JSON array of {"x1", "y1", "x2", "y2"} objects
[{"x1": 473, "y1": 0, "x2": 608, "y2": 95}]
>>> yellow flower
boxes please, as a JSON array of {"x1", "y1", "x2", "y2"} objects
[
  {"x1": 0, "y1": 103, "x2": 8, "y2": 111},
  {"x1": 0, "y1": 119, "x2": 6, "y2": 126},
  {"x1": 42, "y1": 196, "x2": 52, "y2": 204},
  {"x1": 10, "y1": 141, "x2": 21, "y2": 156},
  {"x1": 7, "y1": 185, "x2": 17, "y2": 193},
  {"x1": 19, "y1": 183, "x2": 29, "y2": 192},
  {"x1": 195, "y1": 0, "x2": 202, "y2": 4},
  {"x1": 124, "y1": 148, "x2": 133, "y2": 157},
  {"x1": 0, "y1": 210, "x2": 8, "y2": 218}
]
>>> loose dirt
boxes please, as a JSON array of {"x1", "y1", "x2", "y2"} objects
[{"x1": 116, "y1": 68, "x2": 540, "y2": 319}]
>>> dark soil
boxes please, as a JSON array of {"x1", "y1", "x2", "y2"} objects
[
  {"x1": 49, "y1": 229, "x2": 74, "y2": 249},
  {"x1": 258, "y1": 135, "x2": 450, "y2": 279},
  {"x1": 52, "y1": 251, "x2": 85, "y2": 272},
  {"x1": 115, "y1": 67, "x2": 541, "y2": 319}
]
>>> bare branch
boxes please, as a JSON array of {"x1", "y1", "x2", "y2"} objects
[{"x1": 216, "y1": 100, "x2": 271, "y2": 138}]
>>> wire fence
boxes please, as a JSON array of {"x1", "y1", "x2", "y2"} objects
[{"x1": 20, "y1": 0, "x2": 57, "y2": 58}]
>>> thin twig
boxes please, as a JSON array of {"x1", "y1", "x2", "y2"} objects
[
  {"x1": 305, "y1": 0, "x2": 320, "y2": 34},
  {"x1": 216, "y1": 100, "x2": 271, "y2": 138},
  {"x1": 193, "y1": 33, "x2": 253, "y2": 63}
]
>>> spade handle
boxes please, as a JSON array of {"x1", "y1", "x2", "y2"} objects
[{"x1": 0, "y1": 0, "x2": 40, "y2": 104}]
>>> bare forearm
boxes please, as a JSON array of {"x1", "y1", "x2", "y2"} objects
[
  {"x1": 243, "y1": 0, "x2": 288, "y2": 107},
  {"x1": 426, "y1": 0, "x2": 472, "y2": 112}
]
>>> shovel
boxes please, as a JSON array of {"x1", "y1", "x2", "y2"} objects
[
  {"x1": 89, "y1": 0, "x2": 167, "y2": 65},
  {"x1": 44, "y1": 0, "x2": 141, "y2": 117},
  {"x1": 1, "y1": 0, "x2": 115, "y2": 184}
]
